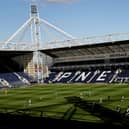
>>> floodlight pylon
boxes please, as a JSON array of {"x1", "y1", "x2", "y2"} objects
[{"x1": 4, "y1": 3, "x2": 74, "y2": 83}]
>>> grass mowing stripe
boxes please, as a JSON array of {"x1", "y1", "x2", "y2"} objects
[{"x1": 0, "y1": 84, "x2": 129, "y2": 123}]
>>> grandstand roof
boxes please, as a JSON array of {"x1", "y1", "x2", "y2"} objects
[
  {"x1": 0, "y1": 50, "x2": 33, "y2": 57},
  {"x1": 40, "y1": 40, "x2": 129, "y2": 58}
]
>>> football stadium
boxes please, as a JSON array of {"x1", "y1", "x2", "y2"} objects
[{"x1": 1, "y1": 2, "x2": 129, "y2": 129}]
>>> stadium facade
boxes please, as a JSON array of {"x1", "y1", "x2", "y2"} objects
[{"x1": 42, "y1": 36, "x2": 129, "y2": 83}]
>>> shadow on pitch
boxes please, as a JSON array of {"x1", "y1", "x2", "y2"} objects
[
  {"x1": 65, "y1": 96, "x2": 129, "y2": 128},
  {"x1": 0, "y1": 97, "x2": 129, "y2": 129}
]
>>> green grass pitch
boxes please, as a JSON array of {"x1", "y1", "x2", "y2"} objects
[{"x1": 0, "y1": 83, "x2": 129, "y2": 123}]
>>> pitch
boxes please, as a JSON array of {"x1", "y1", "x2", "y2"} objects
[{"x1": 0, "y1": 84, "x2": 129, "y2": 124}]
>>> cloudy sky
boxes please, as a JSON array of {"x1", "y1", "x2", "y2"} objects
[{"x1": 0, "y1": 0, "x2": 129, "y2": 41}]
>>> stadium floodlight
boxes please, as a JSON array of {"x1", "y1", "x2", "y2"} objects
[
  {"x1": 4, "y1": 1, "x2": 75, "y2": 83},
  {"x1": 5, "y1": 1, "x2": 75, "y2": 45}
]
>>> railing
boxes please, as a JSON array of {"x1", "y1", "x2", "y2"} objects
[{"x1": 0, "y1": 42, "x2": 37, "y2": 51}]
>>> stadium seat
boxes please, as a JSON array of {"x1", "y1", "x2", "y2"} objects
[{"x1": 44, "y1": 69, "x2": 129, "y2": 84}]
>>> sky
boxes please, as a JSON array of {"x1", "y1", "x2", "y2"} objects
[{"x1": 0, "y1": 0, "x2": 129, "y2": 42}]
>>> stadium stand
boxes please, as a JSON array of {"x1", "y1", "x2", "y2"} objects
[
  {"x1": 44, "y1": 69, "x2": 129, "y2": 83},
  {"x1": 0, "y1": 72, "x2": 34, "y2": 88},
  {"x1": 42, "y1": 39, "x2": 129, "y2": 84},
  {"x1": 17, "y1": 72, "x2": 37, "y2": 84},
  {"x1": 0, "y1": 53, "x2": 35, "y2": 88}
]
